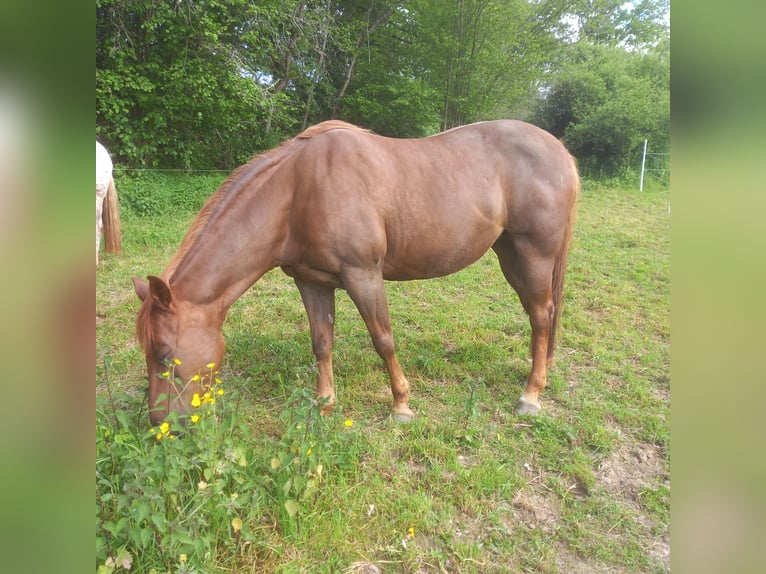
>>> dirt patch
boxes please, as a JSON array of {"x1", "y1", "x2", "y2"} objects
[
  {"x1": 511, "y1": 488, "x2": 562, "y2": 533},
  {"x1": 556, "y1": 543, "x2": 632, "y2": 574},
  {"x1": 596, "y1": 441, "x2": 668, "y2": 499},
  {"x1": 596, "y1": 439, "x2": 670, "y2": 571}
]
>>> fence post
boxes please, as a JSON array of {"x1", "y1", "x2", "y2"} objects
[{"x1": 639, "y1": 138, "x2": 648, "y2": 192}]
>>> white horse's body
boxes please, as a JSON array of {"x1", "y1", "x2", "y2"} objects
[{"x1": 96, "y1": 141, "x2": 114, "y2": 265}]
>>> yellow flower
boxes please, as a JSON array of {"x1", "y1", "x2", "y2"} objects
[
  {"x1": 231, "y1": 517, "x2": 243, "y2": 533},
  {"x1": 408, "y1": 526, "x2": 415, "y2": 539},
  {"x1": 190, "y1": 414, "x2": 200, "y2": 423},
  {"x1": 216, "y1": 388, "x2": 224, "y2": 396},
  {"x1": 155, "y1": 433, "x2": 163, "y2": 441},
  {"x1": 191, "y1": 393, "x2": 202, "y2": 408},
  {"x1": 215, "y1": 377, "x2": 222, "y2": 385},
  {"x1": 344, "y1": 419, "x2": 354, "y2": 427},
  {"x1": 179, "y1": 554, "x2": 187, "y2": 564},
  {"x1": 160, "y1": 371, "x2": 170, "y2": 378},
  {"x1": 206, "y1": 362, "x2": 216, "y2": 369},
  {"x1": 306, "y1": 448, "x2": 312, "y2": 456},
  {"x1": 191, "y1": 374, "x2": 200, "y2": 382},
  {"x1": 173, "y1": 358, "x2": 182, "y2": 365},
  {"x1": 160, "y1": 422, "x2": 170, "y2": 435}
]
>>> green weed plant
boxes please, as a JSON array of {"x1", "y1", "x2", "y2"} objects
[{"x1": 96, "y1": 362, "x2": 361, "y2": 573}]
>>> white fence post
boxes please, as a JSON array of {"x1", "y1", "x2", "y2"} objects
[{"x1": 639, "y1": 138, "x2": 648, "y2": 192}]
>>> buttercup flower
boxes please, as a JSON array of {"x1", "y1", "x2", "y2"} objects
[
  {"x1": 191, "y1": 393, "x2": 202, "y2": 408},
  {"x1": 344, "y1": 419, "x2": 354, "y2": 427},
  {"x1": 216, "y1": 388, "x2": 224, "y2": 396},
  {"x1": 231, "y1": 517, "x2": 243, "y2": 533},
  {"x1": 173, "y1": 358, "x2": 182, "y2": 365},
  {"x1": 160, "y1": 370, "x2": 170, "y2": 378},
  {"x1": 206, "y1": 362, "x2": 216, "y2": 369},
  {"x1": 191, "y1": 374, "x2": 200, "y2": 382},
  {"x1": 160, "y1": 422, "x2": 170, "y2": 435},
  {"x1": 190, "y1": 414, "x2": 200, "y2": 423}
]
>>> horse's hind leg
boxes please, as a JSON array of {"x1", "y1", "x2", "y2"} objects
[
  {"x1": 341, "y1": 267, "x2": 415, "y2": 422},
  {"x1": 295, "y1": 279, "x2": 337, "y2": 413},
  {"x1": 493, "y1": 234, "x2": 556, "y2": 416}
]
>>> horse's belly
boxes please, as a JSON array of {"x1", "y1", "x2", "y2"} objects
[{"x1": 381, "y1": 228, "x2": 500, "y2": 281}]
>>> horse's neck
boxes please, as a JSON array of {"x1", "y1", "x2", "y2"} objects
[{"x1": 169, "y1": 178, "x2": 292, "y2": 310}]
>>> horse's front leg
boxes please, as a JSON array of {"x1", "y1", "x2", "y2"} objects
[
  {"x1": 341, "y1": 268, "x2": 415, "y2": 422},
  {"x1": 294, "y1": 279, "x2": 337, "y2": 413}
]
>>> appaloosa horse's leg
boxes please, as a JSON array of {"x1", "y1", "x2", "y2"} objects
[
  {"x1": 295, "y1": 279, "x2": 337, "y2": 412},
  {"x1": 492, "y1": 234, "x2": 557, "y2": 416},
  {"x1": 341, "y1": 268, "x2": 415, "y2": 422}
]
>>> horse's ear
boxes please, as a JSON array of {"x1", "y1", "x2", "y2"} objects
[
  {"x1": 147, "y1": 275, "x2": 174, "y2": 310},
  {"x1": 132, "y1": 277, "x2": 149, "y2": 301}
]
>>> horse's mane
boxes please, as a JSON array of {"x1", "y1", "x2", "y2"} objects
[
  {"x1": 137, "y1": 121, "x2": 366, "y2": 353},
  {"x1": 136, "y1": 296, "x2": 156, "y2": 356}
]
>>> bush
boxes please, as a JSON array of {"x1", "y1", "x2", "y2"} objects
[{"x1": 115, "y1": 172, "x2": 227, "y2": 218}]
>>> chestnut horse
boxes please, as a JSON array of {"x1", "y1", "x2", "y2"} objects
[
  {"x1": 96, "y1": 141, "x2": 122, "y2": 265},
  {"x1": 133, "y1": 120, "x2": 579, "y2": 426}
]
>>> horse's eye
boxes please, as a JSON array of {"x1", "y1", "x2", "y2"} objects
[{"x1": 156, "y1": 344, "x2": 173, "y2": 365}]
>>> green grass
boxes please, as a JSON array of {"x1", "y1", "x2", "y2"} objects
[{"x1": 97, "y1": 175, "x2": 670, "y2": 573}]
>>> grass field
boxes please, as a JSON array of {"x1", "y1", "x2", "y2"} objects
[{"x1": 96, "y1": 175, "x2": 669, "y2": 573}]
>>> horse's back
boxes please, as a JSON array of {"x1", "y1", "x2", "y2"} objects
[{"x1": 285, "y1": 120, "x2": 577, "y2": 281}]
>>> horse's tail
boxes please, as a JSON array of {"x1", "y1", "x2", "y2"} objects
[
  {"x1": 548, "y1": 156, "x2": 580, "y2": 363},
  {"x1": 102, "y1": 176, "x2": 122, "y2": 253}
]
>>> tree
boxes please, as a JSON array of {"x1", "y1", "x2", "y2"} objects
[
  {"x1": 531, "y1": 1, "x2": 669, "y2": 178},
  {"x1": 97, "y1": 0, "x2": 293, "y2": 168},
  {"x1": 96, "y1": 0, "x2": 669, "y2": 179}
]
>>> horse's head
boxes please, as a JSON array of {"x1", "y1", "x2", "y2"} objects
[{"x1": 132, "y1": 276, "x2": 225, "y2": 426}]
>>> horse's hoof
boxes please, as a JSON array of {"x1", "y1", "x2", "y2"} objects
[
  {"x1": 319, "y1": 397, "x2": 336, "y2": 416},
  {"x1": 514, "y1": 397, "x2": 540, "y2": 416},
  {"x1": 392, "y1": 407, "x2": 415, "y2": 423}
]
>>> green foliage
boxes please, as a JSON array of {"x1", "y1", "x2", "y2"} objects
[
  {"x1": 265, "y1": 387, "x2": 360, "y2": 535},
  {"x1": 96, "y1": 361, "x2": 258, "y2": 572},
  {"x1": 534, "y1": 41, "x2": 669, "y2": 180},
  {"x1": 96, "y1": 0, "x2": 292, "y2": 169},
  {"x1": 97, "y1": 0, "x2": 669, "y2": 181},
  {"x1": 96, "y1": 366, "x2": 365, "y2": 572},
  {"x1": 116, "y1": 172, "x2": 226, "y2": 217}
]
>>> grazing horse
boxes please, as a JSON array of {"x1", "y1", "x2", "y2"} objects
[
  {"x1": 133, "y1": 120, "x2": 579, "y2": 426},
  {"x1": 96, "y1": 141, "x2": 121, "y2": 265}
]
